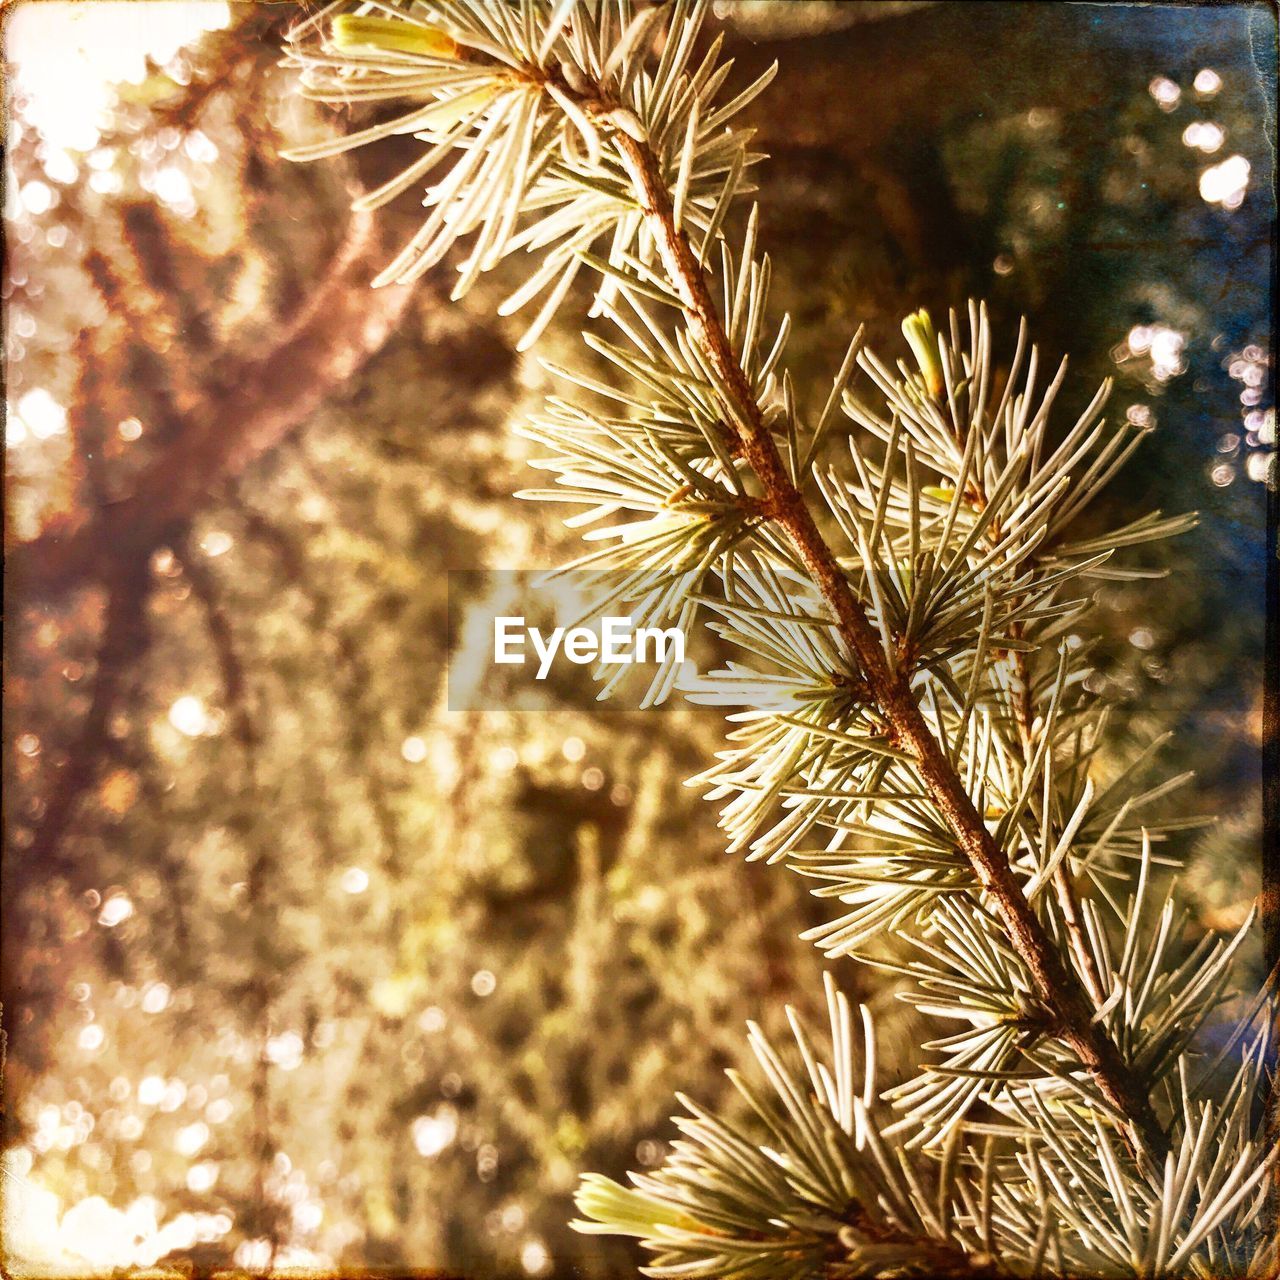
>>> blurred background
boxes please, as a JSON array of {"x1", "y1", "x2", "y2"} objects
[{"x1": 2, "y1": 2, "x2": 1274, "y2": 1276}]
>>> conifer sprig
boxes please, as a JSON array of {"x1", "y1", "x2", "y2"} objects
[{"x1": 280, "y1": 4, "x2": 1276, "y2": 1274}]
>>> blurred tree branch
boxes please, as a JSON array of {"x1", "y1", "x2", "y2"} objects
[
  {"x1": 9, "y1": 211, "x2": 412, "y2": 600},
  {"x1": 23, "y1": 558, "x2": 152, "y2": 881},
  {"x1": 148, "y1": 4, "x2": 296, "y2": 132},
  {"x1": 233, "y1": 492, "x2": 408, "y2": 885}
]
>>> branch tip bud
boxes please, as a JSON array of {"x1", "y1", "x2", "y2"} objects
[
  {"x1": 330, "y1": 15, "x2": 458, "y2": 60},
  {"x1": 902, "y1": 308, "x2": 945, "y2": 399}
]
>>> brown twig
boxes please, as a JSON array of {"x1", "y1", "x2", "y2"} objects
[{"x1": 837, "y1": 1200, "x2": 1006, "y2": 1278}]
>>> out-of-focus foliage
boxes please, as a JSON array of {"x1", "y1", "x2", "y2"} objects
[
  {"x1": 3, "y1": 8, "x2": 825, "y2": 1274},
  {"x1": 2, "y1": 3, "x2": 1272, "y2": 1277}
]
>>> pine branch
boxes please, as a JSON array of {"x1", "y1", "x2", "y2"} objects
[
  {"x1": 275, "y1": 3, "x2": 1275, "y2": 1271},
  {"x1": 343, "y1": 9, "x2": 1166, "y2": 1164},
  {"x1": 573, "y1": 974, "x2": 1006, "y2": 1279},
  {"x1": 556, "y1": 69, "x2": 1166, "y2": 1165}
]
